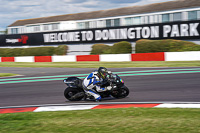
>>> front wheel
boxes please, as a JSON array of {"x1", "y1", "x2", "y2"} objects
[
  {"x1": 111, "y1": 86, "x2": 129, "y2": 99},
  {"x1": 64, "y1": 87, "x2": 84, "y2": 101}
]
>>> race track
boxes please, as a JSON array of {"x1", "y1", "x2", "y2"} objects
[{"x1": 0, "y1": 67, "x2": 200, "y2": 107}]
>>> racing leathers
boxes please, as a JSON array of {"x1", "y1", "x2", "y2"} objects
[{"x1": 82, "y1": 71, "x2": 107, "y2": 101}]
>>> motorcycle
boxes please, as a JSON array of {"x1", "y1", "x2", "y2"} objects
[{"x1": 63, "y1": 73, "x2": 129, "y2": 101}]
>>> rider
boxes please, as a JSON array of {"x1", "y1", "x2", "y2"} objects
[{"x1": 82, "y1": 67, "x2": 111, "y2": 101}]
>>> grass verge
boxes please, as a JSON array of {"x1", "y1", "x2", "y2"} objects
[
  {"x1": 0, "y1": 73, "x2": 17, "y2": 77},
  {"x1": 0, "y1": 61, "x2": 200, "y2": 68},
  {"x1": 0, "y1": 108, "x2": 199, "y2": 133}
]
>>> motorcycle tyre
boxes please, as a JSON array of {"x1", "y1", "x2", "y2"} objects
[
  {"x1": 64, "y1": 87, "x2": 84, "y2": 101},
  {"x1": 111, "y1": 86, "x2": 129, "y2": 99}
]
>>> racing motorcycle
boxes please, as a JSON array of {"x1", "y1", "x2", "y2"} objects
[{"x1": 63, "y1": 73, "x2": 129, "y2": 101}]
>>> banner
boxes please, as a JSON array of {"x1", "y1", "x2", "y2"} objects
[{"x1": 0, "y1": 20, "x2": 200, "y2": 46}]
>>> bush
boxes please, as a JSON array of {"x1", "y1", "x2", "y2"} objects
[
  {"x1": 103, "y1": 46, "x2": 112, "y2": 54},
  {"x1": 135, "y1": 39, "x2": 198, "y2": 53},
  {"x1": 90, "y1": 44, "x2": 110, "y2": 55},
  {"x1": 3, "y1": 48, "x2": 14, "y2": 57},
  {"x1": 0, "y1": 48, "x2": 7, "y2": 57},
  {"x1": 112, "y1": 41, "x2": 132, "y2": 54},
  {"x1": 22, "y1": 47, "x2": 55, "y2": 56},
  {"x1": 0, "y1": 45, "x2": 68, "y2": 57},
  {"x1": 55, "y1": 45, "x2": 68, "y2": 55},
  {"x1": 90, "y1": 41, "x2": 132, "y2": 55},
  {"x1": 12, "y1": 48, "x2": 24, "y2": 56},
  {"x1": 181, "y1": 45, "x2": 200, "y2": 51}
]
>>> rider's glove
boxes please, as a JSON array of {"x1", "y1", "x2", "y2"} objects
[{"x1": 101, "y1": 79, "x2": 110, "y2": 87}]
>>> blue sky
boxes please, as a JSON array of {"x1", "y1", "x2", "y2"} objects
[{"x1": 0, "y1": 0, "x2": 173, "y2": 31}]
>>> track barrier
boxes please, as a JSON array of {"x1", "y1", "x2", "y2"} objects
[{"x1": 0, "y1": 51, "x2": 200, "y2": 62}]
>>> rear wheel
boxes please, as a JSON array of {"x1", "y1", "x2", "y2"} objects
[
  {"x1": 64, "y1": 87, "x2": 84, "y2": 101},
  {"x1": 111, "y1": 86, "x2": 129, "y2": 99}
]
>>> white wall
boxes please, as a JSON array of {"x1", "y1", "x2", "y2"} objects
[
  {"x1": 67, "y1": 43, "x2": 116, "y2": 55},
  {"x1": 165, "y1": 51, "x2": 200, "y2": 61},
  {"x1": 67, "y1": 44, "x2": 92, "y2": 55},
  {"x1": 15, "y1": 56, "x2": 34, "y2": 62},
  {"x1": 52, "y1": 55, "x2": 76, "y2": 62},
  {"x1": 100, "y1": 54, "x2": 131, "y2": 62}
]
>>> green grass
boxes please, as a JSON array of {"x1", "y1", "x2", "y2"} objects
[
  {"x1": 0, "y1": 108, "x2": 199, "y2": 133},
  {"x1": 0, "y1": 73, "x2": 17, "y2": 77},
  {"x1": 0, "y1": 61, "x2": 200, "y2": 68}
]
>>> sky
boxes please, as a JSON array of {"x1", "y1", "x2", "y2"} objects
[{"x1": 0, "y1": 0, "x2": 174, "y2": 31}]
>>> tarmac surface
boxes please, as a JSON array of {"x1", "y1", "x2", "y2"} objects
[{"x1": 0, "y1": 67, "x2": 200, "y2": 107}]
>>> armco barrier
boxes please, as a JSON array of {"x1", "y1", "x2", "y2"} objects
[
  {"x1": 15, "y1": 56, "x2": 34, "y2": 62},
  {"x1": 1, "y1": 57, "x2": 15, "y2": 62},
  {"x1": 76, "y1": 55, "x2": 99, "y2": 61},
  {"x1": 0, "y1": 51, "x2": 200, "y2": 62},
  {"x1": 34, "y1": 56, "x2": 52, "y2": 62},
  {"x1": 165, "y1": 51, "x2": 200, "y2": 61},
  {"x1": 131, "y1": 52, "x2": 165, "y2": 61},
  {"x1": 52, "y1": 55, "x2": 76, "y2": 62},
  {"x1": 100, "y1": 54, "x2": 131, "y2": 62},
  {"x1": 1, "y1": 103, "x2": 200, "y2": 114}
]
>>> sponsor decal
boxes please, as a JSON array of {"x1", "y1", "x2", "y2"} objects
[{"x1": 6, "y1": 35, "x2": 28, "y2": 44}]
